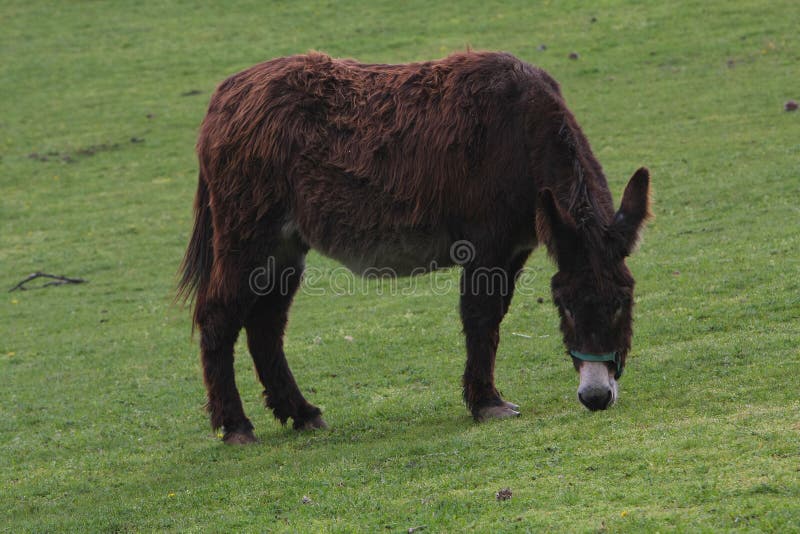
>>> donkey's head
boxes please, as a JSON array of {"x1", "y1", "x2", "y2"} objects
[{"x1": 538, "y1": 168, "x2": 651, "y2": 411}]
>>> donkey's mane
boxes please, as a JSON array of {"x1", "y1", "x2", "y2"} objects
[{"x1": 548, "y1": 115, "x2": 619, "y2": 271}]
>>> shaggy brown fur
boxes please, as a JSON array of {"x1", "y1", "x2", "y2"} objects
[{"x1": 179, "y1": 51, "x2": 651, "y2": 442}]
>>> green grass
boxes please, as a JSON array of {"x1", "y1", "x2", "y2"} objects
[{"x1": 2, "y1": 0, "x2": 799, "y2": 531}]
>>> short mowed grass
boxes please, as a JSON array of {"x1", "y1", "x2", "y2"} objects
[{"x1": 2, "y1": 0, "x2": 798, "y2": 531}]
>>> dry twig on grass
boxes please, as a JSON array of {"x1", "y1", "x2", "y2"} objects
[{"x1": 9, "y1": 272, "x2": 87, "y2": 292}]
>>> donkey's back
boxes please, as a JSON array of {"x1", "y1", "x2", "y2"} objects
[{"x1": 196, "y1": 51, "x2": 563, "y2": 275}]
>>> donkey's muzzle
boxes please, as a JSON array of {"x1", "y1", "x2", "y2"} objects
[
  {"x1": 576, "y1": 361, "x2": 618, "y2": 411},
  {"x1": 578, "y1": 387, "x2": 613, "y2": 411}
]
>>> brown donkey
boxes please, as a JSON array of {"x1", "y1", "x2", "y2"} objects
[{"x1": 179, "y1": 51, "x2": 651, "y2": 444}]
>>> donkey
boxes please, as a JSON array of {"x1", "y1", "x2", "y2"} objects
[{"x1": 179, "y1": 51, "x2": 651, "y2": 444}]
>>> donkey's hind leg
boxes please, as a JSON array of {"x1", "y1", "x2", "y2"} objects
[
  {"x1": 196, "y1": 294, "x2": 257, "y2": 444},
  {"x1": 244, "y1": 251, "x2": 326, "y2": 431}
]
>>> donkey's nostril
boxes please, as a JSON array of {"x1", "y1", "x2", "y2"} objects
[{"x1": 579, "y1": 388, "x2": 613, "y2": 411}]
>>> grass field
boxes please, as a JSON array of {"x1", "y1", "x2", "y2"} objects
[{"x1": 2, "y1": 0, "x2": 799, "y2": 531}]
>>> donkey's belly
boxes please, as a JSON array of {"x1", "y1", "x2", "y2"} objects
[
  {"x1": 340, "y1": 232, "x2": 456, "y2": 276},
  {"x1": 294, "y1": 221, "x2": 456, "y2": 276}
]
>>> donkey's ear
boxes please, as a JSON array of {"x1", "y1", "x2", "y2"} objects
[
  {"x1": 612, "y1": 167, "x2": 652, "y2": 255},
  {"x1": 537, "y1": 188, "x2": 578, "y2": 264}
]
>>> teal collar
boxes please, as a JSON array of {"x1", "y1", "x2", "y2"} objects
[{"x1": 570, "y1": 350, "x2": 623, "y2": 379}]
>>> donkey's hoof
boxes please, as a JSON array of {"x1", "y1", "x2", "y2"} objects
[
  {"x1": 223, "y1": 430, "x2": 258, "y2": 445},
  {"x1": 476, "y1": 404, "x2": 521, "y2": 421},
  {"x1": 297, "y1": 415, "x2": 328, "y2": 431}
]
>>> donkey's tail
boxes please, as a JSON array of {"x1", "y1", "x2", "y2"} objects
[{"x1": 177, "y1": 171, "x2": 213, "y2": 306}]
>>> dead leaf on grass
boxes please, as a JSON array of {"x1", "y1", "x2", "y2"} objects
[{"x1": 496, "y1": 487, "x2": 512, "y2": 501}]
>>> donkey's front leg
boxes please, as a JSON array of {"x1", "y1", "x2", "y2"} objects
[{"x1": 459, "y1": 268, "x2": 520, "y2": 421}]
